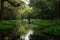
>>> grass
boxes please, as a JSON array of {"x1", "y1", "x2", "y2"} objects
[
  {"x1": 0, "y1": 20, "x2": 21, "y2": 31},
  {"x1": 0, "y1": 20, "x2": 30, "y2": 35},
  {"x1": 30, "y1": 19, "x2": 60, "y2": 35},
  {"x1": 0, "y1": 19, "x2": 60, "y2": 35},
  {"x1": 34, "y1": 19, "x2": 60, "y2": 26}
]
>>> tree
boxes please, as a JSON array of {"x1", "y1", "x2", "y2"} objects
[
  {"x1": 0, "y1": 0, "x2": 20, "y2": 20},
  {"x1": 29, "y1": 0, "x2": 60, "y2": 19}
]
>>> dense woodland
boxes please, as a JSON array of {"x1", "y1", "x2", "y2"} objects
[
  {"x1": 0, "y1": 0, "x2": 60, "y2": 20},
  {"x1": 0, "y1": 0, "x2": 60, "y2": 40}
]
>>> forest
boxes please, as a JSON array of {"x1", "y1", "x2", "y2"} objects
[{"x1": 0, "y1": 0, "x2": 60, "y2": 40}]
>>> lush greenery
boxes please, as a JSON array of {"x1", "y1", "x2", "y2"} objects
[
  {"x1": 0, "y1": 20, "x2": 21, "y2": 31},
  {"x1": 0, "y1": 0, "x2": 60, "y2": 40},
  {"x1": 29, "y1": 0, "x2": 60, "y2": 40},
  {"x1": 29, "y1": 19, "x2": 60, "y2": 40},
  {"x1": 31, "y1": 19, "x2": 60, "y2": 35}
]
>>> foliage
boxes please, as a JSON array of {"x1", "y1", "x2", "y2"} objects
[
  {"x1": 0, "y1": 0, "x2": 31, "y2": 20},
  {"x1": 29, "y1": 0, "x2": 60, "y2": 19},
  {"x1": 31, "y1": 19, "x2": 60, "y2": 40}
]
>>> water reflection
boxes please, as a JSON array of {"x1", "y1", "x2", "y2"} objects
[{"x1": 20, "y1": 30, "x2": 33, "y2": 40}]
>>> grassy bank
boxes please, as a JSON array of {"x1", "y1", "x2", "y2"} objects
[
  {"x1": 31, "y1": 19, "x2": 60, "y2": 35},
  {"x1": 0, "y1": 20, "x2": 21, "y2": 31}
]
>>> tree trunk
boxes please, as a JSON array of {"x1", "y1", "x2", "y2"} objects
[
  {"x1": 55, "y1": 0, "x2": 60, "y2": 18},
  {"x1": 28, "y1": 18, "x2": 30, "y2": 24},
  {"x1": 1, "y1": 0, "x2": 4, "y2": 20}
]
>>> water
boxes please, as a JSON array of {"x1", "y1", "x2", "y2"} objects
[{"x1": 20, "y1": 30, "x2": 33, "y2": 40}]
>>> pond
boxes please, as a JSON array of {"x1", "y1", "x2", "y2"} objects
[{"x1": 20, "y1": 30, "x2": 33, "y2": 40}]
